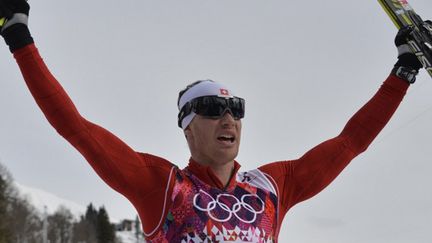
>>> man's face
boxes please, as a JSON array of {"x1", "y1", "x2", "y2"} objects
[{"x1": 185, "y1": 112, "x2": 242, "y2": 167}]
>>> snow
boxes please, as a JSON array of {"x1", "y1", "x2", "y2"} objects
[
  {"x1": 15, "y1": 182, "x2": 87, "y2": 220},
  {"x1": 116, "y1": 230, "x2": 146, "y2": 243},
  {"x1": 14, "y1": 182, "x2": 145, "y2": 241}
]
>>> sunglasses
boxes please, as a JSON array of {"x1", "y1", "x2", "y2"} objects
[{"x1": 178, "y1": 96, "x2": 245, "y2": 128}]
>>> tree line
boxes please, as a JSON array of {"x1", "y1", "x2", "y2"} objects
[{"x1": 0, "y1": 162, "x2": 123, "y2": 243}]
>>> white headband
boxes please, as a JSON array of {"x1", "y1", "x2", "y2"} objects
[{"x1": 178, "y1": 80, "x2": 236, "y2": 129}]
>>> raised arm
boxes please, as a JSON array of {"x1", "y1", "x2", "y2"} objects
[
  {"x1": 259, "y1": 27, "x2": 423, "y2": 219},
  {"x1": 0, "y1": 1, "x2": 175, "y2": 219},
  {"x1": 260, "y1": 75, "x2": 408, "y2": 214}
]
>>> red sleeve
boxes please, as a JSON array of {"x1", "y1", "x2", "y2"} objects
[
  {"x1": 13, "y1": 44, "x2": 175, "y2": 235},
  {"x1": 259, "y1": 75, "x2": 409, "y2": 220}
]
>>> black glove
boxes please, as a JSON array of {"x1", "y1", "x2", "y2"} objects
[
  {"x1": 391, "y1": 26, "x2": 422, "y2": 83},
  {"x1": 0, "y1": 0, "x2": 32, "y2": 52},
  {"x1": 0, "y1": 0, "x2": 15, "y2": 20}
]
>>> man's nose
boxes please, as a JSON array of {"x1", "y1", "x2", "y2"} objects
[{"x1": 220, "y1": 109, "x2": 235, "y2": 126}]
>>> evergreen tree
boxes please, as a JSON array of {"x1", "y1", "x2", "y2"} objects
[
  {"x1": 85, "y1": 203, "x2": 98, "y2": 225},
  {"x1": 73, "y1": 204, "x2": 98, "y2": 243},
  {"x1": 96, "y1": 206, "x2": 115, "y2": 243}
]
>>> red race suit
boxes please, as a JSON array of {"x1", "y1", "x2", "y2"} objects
[{"x1": 13, "y1": 44, "x2": 409, "y2": 242}]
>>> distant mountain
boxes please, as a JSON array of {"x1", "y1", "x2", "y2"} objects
[
  {"x1": 14, "y1": 182, "x2": 87, "y2": 220},
  {"x1": 13, "y1": 182, "x2": 145, "y2": 242}
]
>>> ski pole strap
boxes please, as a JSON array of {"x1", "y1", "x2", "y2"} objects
[
  {"x1": 1, "y1": 13, "x2": 28, "y2": 32},
  {"x1": 392, "y1": 66, "x2": 418, "y2": 84}
]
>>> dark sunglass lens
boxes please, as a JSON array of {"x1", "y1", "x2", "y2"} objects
[
  {"x1": 229, "y1": 98, "x2": 245, "y2": 119},
  {"x1": 194, "y1": 97, "x2": 223, "y2": 117},
  {"x1": 192, "y1": 96, "x2": 245, "y2": 119}
]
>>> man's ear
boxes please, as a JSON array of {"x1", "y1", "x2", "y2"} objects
[{"x1": 184, "y1": 127, "x2": 192, "y2": 139}]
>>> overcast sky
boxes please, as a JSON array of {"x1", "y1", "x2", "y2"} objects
[{"x1": 1, "y1": 0, "x2": 432, "y2": 242}]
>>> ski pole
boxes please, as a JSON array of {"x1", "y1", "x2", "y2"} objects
[{"x1": 378, "y1": 0, "x2": 432, "y2": 78}]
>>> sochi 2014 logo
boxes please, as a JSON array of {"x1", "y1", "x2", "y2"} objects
[{"x1": 193, "y1": 189, "x2": 265, "y2": 224}]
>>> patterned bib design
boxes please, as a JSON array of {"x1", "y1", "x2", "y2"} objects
[{"x1": 149, "y1": 169, "x2": 278, "y2": 243}]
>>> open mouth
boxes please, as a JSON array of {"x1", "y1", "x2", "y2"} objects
[{"x1": 217, "y1": 135, "x2": 235, "y2": 143}]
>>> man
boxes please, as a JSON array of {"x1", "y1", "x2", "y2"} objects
[{"x1": 0, "y1": 0, "x2": 423, "y2": 242}]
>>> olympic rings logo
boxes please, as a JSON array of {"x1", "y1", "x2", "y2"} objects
[{"x1": 193, "y1": 190, "x2": 265, "y2": 223}]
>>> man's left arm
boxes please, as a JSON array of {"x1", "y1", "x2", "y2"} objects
[{"x1": 259, "y1": 26, "x2": 422, "y2": 218}]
